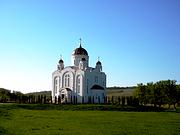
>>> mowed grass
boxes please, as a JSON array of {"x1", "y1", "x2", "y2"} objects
[
  {"x1": 0, "y1": 104, "x2": 180, "y2": 135},
  {"x1": 107, "y1": 88, "x2": 134, "y2": 97}
]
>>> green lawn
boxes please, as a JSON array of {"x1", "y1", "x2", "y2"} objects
[{"x1": 0, "y1": 104, "x2": 180, "y2": 135}]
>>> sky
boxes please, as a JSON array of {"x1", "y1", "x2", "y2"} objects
[{"x1": 0, "y1": 0, "x2": 180, "y2": 93}]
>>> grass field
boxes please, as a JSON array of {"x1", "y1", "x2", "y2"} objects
[
  {"x1": 0, "y1": 104, "x2": 180, "y2": 135},
  {"x1": 107, "y1": 88, "x2": 135, "y2": 97}
]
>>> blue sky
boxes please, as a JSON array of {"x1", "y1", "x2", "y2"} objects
[{"x1": 0, "y1": 0, "x2": 180, "y2": 93}]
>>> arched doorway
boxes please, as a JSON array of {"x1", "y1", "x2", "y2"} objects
[{"x1": 59, "y1": 88, "x2": 72, "y2": 103}]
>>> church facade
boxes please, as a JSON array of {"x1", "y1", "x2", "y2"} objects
[{"x1": 52, "y1": 40, "x2": 106, "y2": 103}]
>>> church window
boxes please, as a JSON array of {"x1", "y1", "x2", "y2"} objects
[
  {"x1": 102, "y1": 81, "x2": 105, "y2": 86},
  {"x1": 77, "y1": 76, "x2": 81, "y2": 93},
  {"x1": 65, "y1": 74, "x2": 70, "y2": 87},
  {"x1": 55, "y1": 86, "x2": 57, "y2": 93},
  {"x1": 87, "y1": 79, "x2": 89, "y2": 94},
  {"x1": 59, "y1": 77, "x2": 61, "y2": 88},
  {"x1": 54, "y1": 77, "x2": 58, "y2": 94},
  {"x1": 95, "y1": 76, "x2": 98, "y2": 83},
  {"x1": 68, "y1": 76, "x2": 70, "y2": 86},
  {"x1": 65, "y1": 77, "x2": 67, "y2": 87}
]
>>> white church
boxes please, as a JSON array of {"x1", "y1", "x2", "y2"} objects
[{"x1": 52, "y1": 40, "x2": 106, "y2": 103}]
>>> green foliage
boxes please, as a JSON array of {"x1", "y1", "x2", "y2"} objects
[
  {"x1": 176, "y1": 85, "x2": 180, "y2": 105},
  {"x1": 134, "y1": 83, "x2": 147, "y2": 105},
  {"x1": 0, "y1": 88, "x2": 11, "y2": 102},
  {"x1": 134, "y1": 80, "x2": 178, "y2": 109}
]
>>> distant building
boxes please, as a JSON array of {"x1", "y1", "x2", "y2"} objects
[{"x1": 52, "y1": 40, "x2": 106, "y2": 103}]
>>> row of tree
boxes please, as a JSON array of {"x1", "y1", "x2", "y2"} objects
[
  {"x1": 53, "y1": 95, "x2": 139, "y2": 105},
  {"x1": 0, "y1": 88, "x2": 139, "y2": 105},
  {"x1": 1, "y1": 80, "x2": 180, "y2": 109},
  {"x1": 0, "y1": 91, "x2": 51, "y2": 104},
  {"x1": 0, "y1": 92, "x2": 139, "y2": 106},
  {"x1": 134, "y1": 80, "x2": 180, "y2": 109}
]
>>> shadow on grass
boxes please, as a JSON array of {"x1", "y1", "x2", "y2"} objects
[
  {"x1": 0, "y1": 108, "x2": 12, "y2": 120},
  {"x1": 0, "y1": 126, "x2": 9, "y2": 135},
  {"x1": 0, "y1": 111, "x2": 11, "y2": 134},
  {"x1": 0, "y1": 103, "x2": 167, "y2": 112}
]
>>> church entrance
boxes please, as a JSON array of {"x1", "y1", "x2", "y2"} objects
[
  {"x1": 60, "y1": 88, "x2": 72, "y2": 103},
  {"x1": 61, "y1": 94, "x2": 65, "y2": 99}
]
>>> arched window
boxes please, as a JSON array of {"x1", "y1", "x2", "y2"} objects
[
  {"x1": 54, "y1": 77, "x2": 58, "y2": 94},
  {"x1": 77, "y1": 76, "x2": 81, "y2": 93},
  {"x1": 64, "y1": 74, "x2": 70, "y2": 87},
  {"x1": 95, "y1": 76, "x2": 98, "y2": 83},
  {"x1": 102, "y1": 81, "x2": 105, "y2": 86},
  {"x1": 87, "y1": 79, "x2": 89, "y2": 94},
  {"x1": 59, "y1": 76, "x2": 61, "y2": 88}
]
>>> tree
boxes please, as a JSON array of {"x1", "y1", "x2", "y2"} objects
[
  {"x1": 38, "y1": 95, "x2": 41, "y2": 103},
  {"x1": 118, "y1": 96, "x2": 121, "y2": 105},
  {"x1": 104, "y1": 96, "x2": 107, "y2": 104},
  {"x1": 98, "y1": 96, "x2": 100, "y2": 104},
  {"x1": 55, "y1": 96, "x2": 57, "y2": 104},
  {"x1": 176, "y1": 85, "x2": 180, "y2": 106},
  {"x1": 111, "y1": 96, "x2": 114, "y2": 104},
  {"x1": 50, "y1": 96, "x2": 52, "y2": 104},
  {"x1": 134, "y1": 80, "x2": 178, "y2": 109},
  {"x1": 92, "y1": 96, "x2": 94, "y2": 104},
  {"x1": 0, "y1": 88, "x2": 11, "y2": 102},
  {"x1": 146, "y1": 82, "x2": 154, "y2": 105},
  {"x1": 41, "y1": 95, "x2": 43, "y2": 104},
  {"x1": 126, "y1": 96, "x2": 130, "y2": 106},
  {"x1": 151, "y1": 81, "x2": 166, "y2": 107},
  {"x1": 58, "y1": 95, "x2": 61, "y2": 104},
  {"x1": 132, "y1": 97, "x2": 139, "y2": 106},
  {"x1": 44, "y1": 95, "x2": 46, "y2": 104},
  {"x1": 82, "y1": 96, "x2": 84, "y2": 104},
  {"x1": 163, "y1": 80, "x2": 177, "y2": 109},
  {"x1": 134, "y1": 83, "x2": 147, "y2": 105},
  {"x1": 122, "y1": 96, "x2": 125, "y2": 106}
]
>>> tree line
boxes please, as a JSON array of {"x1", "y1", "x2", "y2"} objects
[
  {"x1": 0, "y1": 88, "x2": 139, "y2": 105},
  {"x1": 1, "y1": 80, "x2": 180, "y2": 109},
  {"x1": 134, "y1": 80, "x2": 180, "y2": 109},
  {"x1": 0, "y1": 88, "x2": 138, "y2": 105},
  {"x1": 0, "y1": 88, "x2": 51, "y2": 103}
]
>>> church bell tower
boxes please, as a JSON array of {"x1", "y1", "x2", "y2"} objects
[{"x1": 71, "y1": 39, "x2": 89, "y2": 68}]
